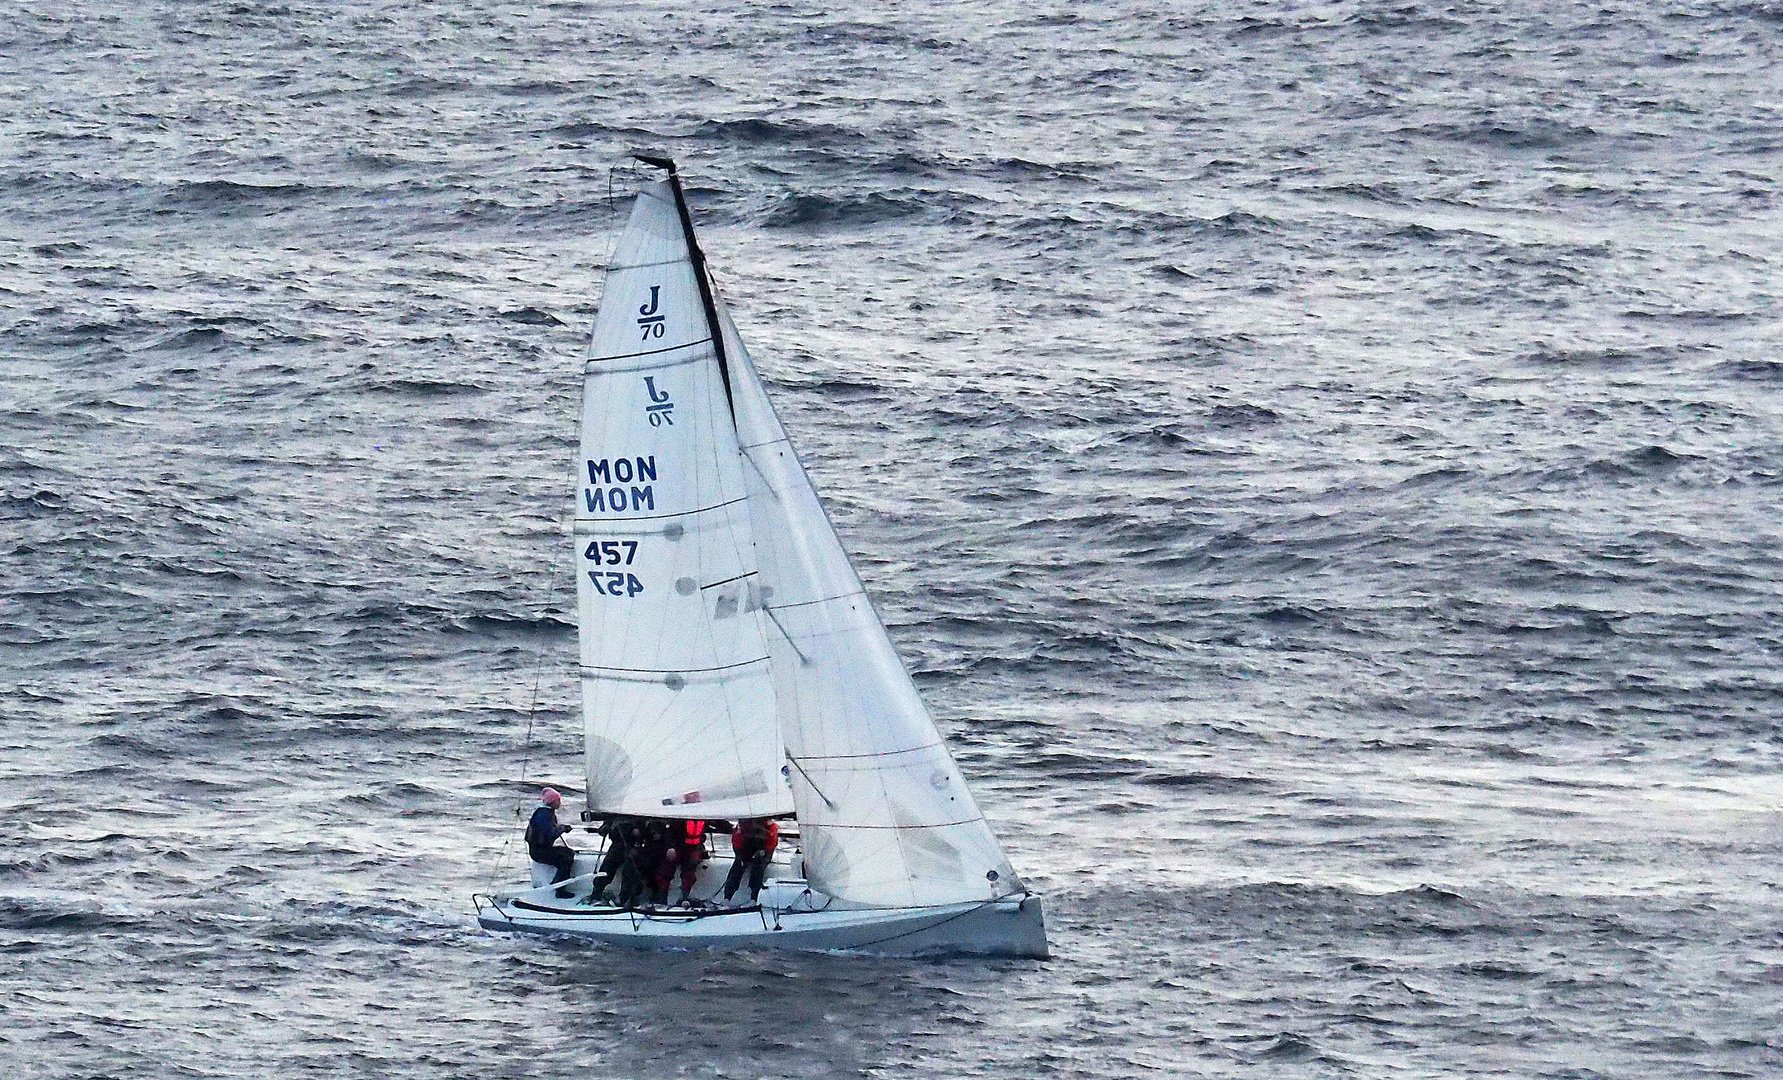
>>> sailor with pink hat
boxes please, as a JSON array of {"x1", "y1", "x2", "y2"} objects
[{"x1": 525, "y1": 787, "x2": 578, "y2": 898}]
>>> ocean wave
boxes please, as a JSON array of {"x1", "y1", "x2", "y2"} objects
[
  {"x1": 761, "y1": 191, "x2": 934, "y2": 229},
  {"x1": 694, "y1": 117, "x2": 867, "y2": 148},
  {"x1": 1402, "y1": 118, "x2": 1601, "y2": 149},
  {"x1": 162, "y1": 178, "x2": 341, "y2": 209}
]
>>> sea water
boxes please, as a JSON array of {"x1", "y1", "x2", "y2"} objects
[{"x1": 2, "y1": 2, "x2": 1779, "y2": 1076}]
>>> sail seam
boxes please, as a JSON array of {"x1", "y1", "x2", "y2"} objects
[
  {"x1": 801, "y1": 819, "x2": 986, "y2": 830},
  {"x1": 763, "y1": 590, "x2": 867, "y2": 612},
  {"x1": 573, "y1": 495, "x2": 747, "y2": 526},
  {"x1": 580, "y1": 658, "x2": 769, "y2": 676},
  {"x1": 587, "y1": 337, "x2": 714, "y2": 366},
  {"x1": 793, "y1": 743, "x2": 943, "y2": 761},
  {"x1": 607, "y1": 256, "x2": 690, "y2": 271},
  {"x1": 739, "y1": 436, "x2": 792, "y2": 452}
]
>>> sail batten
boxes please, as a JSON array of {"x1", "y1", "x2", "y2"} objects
[
  {"x1": 586, "y1": 340, "x2": 715, "y2": 368},
  {"x1": 580, "y1": 658, "x2": 770, "y2": 674},
  {"x1": 572, "y1": 495, "x2": 748, "y2": 525},
  {"x1": 609, "y1": 257, "x2": 695, "y2": 271},
  {"x1": 762, "y1": 592, "x2": 867, "y2": 613},
  {"x1": 796, "y1": 819, "x2": 988, "y2": 831},
  {"x1": 792, "y1": 744, "x2": 947, "y2": 761}
]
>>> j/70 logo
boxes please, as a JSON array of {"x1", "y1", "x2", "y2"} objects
[
  {"x1": 637, "y1": 286, "x2": 664, "y2": 339},
  {"x1": 645, "y1": 376, "x2": 674, "y2": 426}
]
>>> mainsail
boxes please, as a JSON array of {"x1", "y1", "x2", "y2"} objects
[
  {"x1": 578, "y1": 167, "x2": 1022, "y2": 908},
  {"x1": 577, "y1": 180, "x2": 791, "y2": 820}
]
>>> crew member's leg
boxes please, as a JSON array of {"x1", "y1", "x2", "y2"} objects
[
  {"x1": 543, "y1": 847, "x2": 577, "y2": 897},
  {"x1": 618, "y1": 852, "x2": 644, "y2": 908},
  {"x1": 722, "y1": 856, "x2": 747, "y2": 901},
  {"x1": 747, "y1": 851, "x2": 768, "y2": 901},
  {"x1": 589, "y1": 842, "x2": 624, "y2": 898},
  {"x1": 649, "y1": 848, "x2": 676, "y2": 906},
  {"x1": 678, "y1": 844, "x2": 701, "y2": 902}
]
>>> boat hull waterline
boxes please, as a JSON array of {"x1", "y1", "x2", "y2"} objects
[{"x1": 473, "y1": 879, "x2": 1049, "y2": 959}]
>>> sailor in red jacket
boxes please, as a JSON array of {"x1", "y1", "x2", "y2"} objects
[
  {"x1": 722, "y1": 817, "x2": 779, "y2": 904},
  {"x1": 675, "y1": 819, "x2": 708, "y2": 906}
]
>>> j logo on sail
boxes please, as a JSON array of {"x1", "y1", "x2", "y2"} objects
[
  {"x1": 644, "y1": 376, "x2": 674, "y2": 426},
  {"x1": 637, "y1": 285, "x2": 665, "y2": 340}
]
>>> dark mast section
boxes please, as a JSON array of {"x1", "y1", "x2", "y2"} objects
[{"x1": 633, "y1": 153, "x2": 736, "y2": 422}]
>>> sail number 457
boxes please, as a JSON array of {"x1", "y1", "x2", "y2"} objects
[{"x1": 585, "y1": 540, "x2": 643, "y2": 597}]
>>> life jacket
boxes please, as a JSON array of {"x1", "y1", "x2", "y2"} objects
[
  {"x1": 683, "y1": 819, "x2": 706, "y2": 845},
  {"x1": 524, "y1": 805, "x2": 559, "y2": 853},
  {"x1": 732, "y1": 819, "x2": 778, "y2": 857}
]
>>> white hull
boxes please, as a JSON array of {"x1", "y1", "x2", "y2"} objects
[{"x1": 473, "y1": 857, "x2": 1047, "y2": 958}]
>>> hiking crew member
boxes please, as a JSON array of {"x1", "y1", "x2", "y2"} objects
[
  {"x1": 722, "y1": 817, "x2": 779, "y2": 904},
  {"x1": 525, "y1": 788, "x2": 577, "y2": 898},
  {"x1": 673, "y1": 819, "x2": 735, "y2": 905},
  {"x1": 647, "y1": 818, "x2": 681, "y2": 906},
  {"x1": 675, "y1": 819, "x2": 707, "y2": 905},
  {"x1": 588, "y1": 816, "x2": 641, "y2": 904},
  {"x1": 616, "y1": 818, "x2": 651, "y2": 909}
]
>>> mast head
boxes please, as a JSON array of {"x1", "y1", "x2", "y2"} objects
[{"x1": 632, "y1": 152, "x2": 678, "y2": 174}]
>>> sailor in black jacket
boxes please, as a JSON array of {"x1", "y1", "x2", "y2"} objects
[{"x1": 525, "y1": 787, "x2": 577, "y2": 898}]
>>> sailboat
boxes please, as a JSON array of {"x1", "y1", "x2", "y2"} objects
[{"x1": 473, "y1": 156, "x2": 1047, "y2": 958}]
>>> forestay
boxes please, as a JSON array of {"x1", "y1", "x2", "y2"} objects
[{"x1": 577, "y1": 181, "x2": 792, "y2": 820}]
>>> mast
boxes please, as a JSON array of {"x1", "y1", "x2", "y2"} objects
[{"x1": 633, "y1": 154, "x2": 736, "y2": 421}]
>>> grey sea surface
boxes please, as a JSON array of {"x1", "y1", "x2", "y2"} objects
[{"x1": 3, "y1": 1, "x2": 1780, "y2": 1077}]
